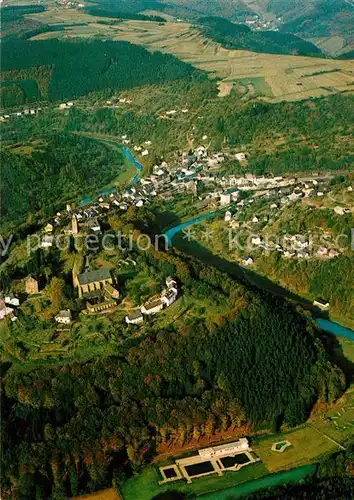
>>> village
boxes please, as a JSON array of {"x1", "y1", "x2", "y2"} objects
[{"x1": 1, "y1": 131, "x2": 353, "y2": 328}]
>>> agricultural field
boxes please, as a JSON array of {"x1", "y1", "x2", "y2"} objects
[{"x1": 25, "y1": 7, "x2": 354, "y2": 102}]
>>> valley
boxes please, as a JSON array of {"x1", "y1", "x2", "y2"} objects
[{"x1": 1, "y1": 2, "x2": 354, "y2": 499}]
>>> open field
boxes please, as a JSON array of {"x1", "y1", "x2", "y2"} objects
[
  {"x1": 253, "y1": 426, "x2": 339, "y2": 473},
  {"x1": 25, "y1": 8, "x2": 354, "y2": 102}
]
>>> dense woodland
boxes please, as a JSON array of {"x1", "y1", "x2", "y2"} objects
[
  {"x1": 1, "y1": 39, "x2": 203, "y2": 104},
  {"x1": 198, "y1": 17, "x2": 323, "y2": 56},
  {"x1": 278, "y1": 0, "x2": 354, "y2": 42},
  {"x1": 0, "y1": 243, "x2": 346, "y2": 498},
  {"x1": 84, "y1": 7, "x2": 165, "y2": 22},
  {"x1": 1, "y1": 134, "x2": 124, "y2": 225}
]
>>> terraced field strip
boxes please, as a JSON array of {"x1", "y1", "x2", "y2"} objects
[{"x1": 27, "y1": 9, "x2": 354, "y2": 102}]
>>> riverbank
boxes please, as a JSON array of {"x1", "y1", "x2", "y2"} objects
[
  {"x1": 74, "y1": 134, "x2": 145, "y2": 205},
  {"x1": 163, "y1": 216, "x2": 353, "y2": 337}
]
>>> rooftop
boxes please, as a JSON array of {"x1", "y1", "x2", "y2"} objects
[
  {"x1": 127, "y1": 311, "x2": 143, "y2": 320},
  {"x1": 78, "y1": 269, "x2": 111, "y2": 286}
]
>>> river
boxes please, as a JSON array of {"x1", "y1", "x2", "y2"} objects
[
  {"x1": 163, "y1": 212, "x2": 354, "y2": 340},
  {"x1": 78, "y1": 145, "x2": 353, "y2": 340},
  {"x1": 78, "y1": 145, "x2": 144, "y2": 205}
]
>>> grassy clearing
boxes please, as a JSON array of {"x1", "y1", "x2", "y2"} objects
[
  {"x1": 121, "y1": 461, "x2": 268, "y2": 500},
  {"x1": 231, "y1": 77, "x2": 273, "y2": 97},
  {"x1": 253, "y1": 426, "x2": 338, "y2": 472}
]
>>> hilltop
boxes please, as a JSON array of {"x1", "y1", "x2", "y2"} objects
[{"x1": 17, "y1": 5, "x2": 354, "y2": 103}]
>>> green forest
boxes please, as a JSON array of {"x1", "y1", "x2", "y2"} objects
[
  {"x1": 198, "y1": 17, "x2": 323, "y2": 56},
  {"x1": 84, "y1": 6, "x2": 166, "y2": 22},
  {"x1": 1, "y1": 134, "x2": 124, "y2": 225},
  {"x1": 0, "y1": 244, "x2": 346, "y2": 498},
  {"x1": 1, "y1": 39, "x2": 203, "y2": 104},
  {"x1": 1, "y1": 4, "x2": 50, "y2": 40}
]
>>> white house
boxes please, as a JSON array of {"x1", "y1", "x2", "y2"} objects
[
  {"x1": 313, "y1": 298, "x2": 329, "y2": 311},
  {"x1": 88, "y1": 219, "x2": 101, "y2": 232},
  {"x1": 252, "y1": 216, "x2": 259, "y2": 223},
  {"x1": 141, "y1": 149, "x2": 149, "y2": 157},
  {"x1": 161, "y1": 289, "x2": 177, "y2": 307},
  {"x1": 0, "y1": 299, "x2": 14, "y2": 320},
  {"x1": 235, "y1": 153, "x2": 247, "y2": 162},
  {"x1": 55, "y1": 310, "x2": 72, "y2": 325},
  {"x1": 41, "y1": 235, "x2": 53, "y2": 248},
  {"x1": 5, "y1": 294, "x2": 20, "y2": 307},
  {"x1": 199, "y1": 438, "x2": 249, "y2": 459},
  {"x1": 231, "y1": 190, "x2": 239, "y2": 201},
  {"x1": 220, "y1": 192, "x2": 231, "y2": 205},
  {"x1": 166, "y1": 277, "x2": 177, "y2": 289},
  {"x1": 125, "y1": 311, "x2": 144, "y2": 325},
  {"x1": 243, "y1": 256, "x2": 254, "y2": 266},
  {"x1": 224, "y1": 211, "x2": 232, "y2": 222},
  {"x1": 251, "y1": 237, "x2": 262, "y2": 246},
  {"x1": 141, "y1": 299, "x2": 164, "y2": 315},
  {"x1": 334, "y1": 206, "x2": 345, "y2": 215}
]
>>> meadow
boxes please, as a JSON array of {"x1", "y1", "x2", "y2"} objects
[
  {"x1": 25, "y1": 7, "x2": 354, "y2": 102},
  {"x1": 121, "y1": 461, "x2": 268, "y2": 500}
]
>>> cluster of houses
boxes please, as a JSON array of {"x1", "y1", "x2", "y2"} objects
[
  {"x1": 57, "y1": 0, "x2": 84, "y2": 9},
  {"x1": 241, "y1": 234, "x2": 343, "y2": 264},
  {"x1": 0, "y1": 107, "x2": 42, "y2": 122},
  {"x1": 0, "y1": 276, "x2": 38, "y2": 322},
  {"x1": 218, "y1": 179, "x2": 352, "y2": 264},
  {"x1": 105, "y1": 97, "x2": 133, "y2": 106},
  {"x1": 59, "y1": 101, "x2": 74, "y2": 110},
  {"x1": 125, "y1": 276, "x2": 179, "y2": 325},
  {"x1": 159, "y1": 108, "x2": 189, "y2": 119}
]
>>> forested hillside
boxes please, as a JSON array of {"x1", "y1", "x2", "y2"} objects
[
  {"x1": 1, "y1": 134, "x2": 124, "y2": 224},
  {"x1": 0, "y1": 38, "x2": 203, "y2": 105},
  {"x1": 198, "y1": 17, "x2": 323, "y2": 56},
  {"x1": 84, "y1": 6, "x2": 165, "y2": 21},
  {"x1": 0, "y1": 246, "x2": 345, "y2": 498},
  {"x1": 277, "y1": 0, "x2": 354, "y2": 40},
  {"x1": 89, "y1": 0, "x2": 254, "y2": 20},
  {"x1": 63, "y1": 87, "x2": 354, "y2": 174}
]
